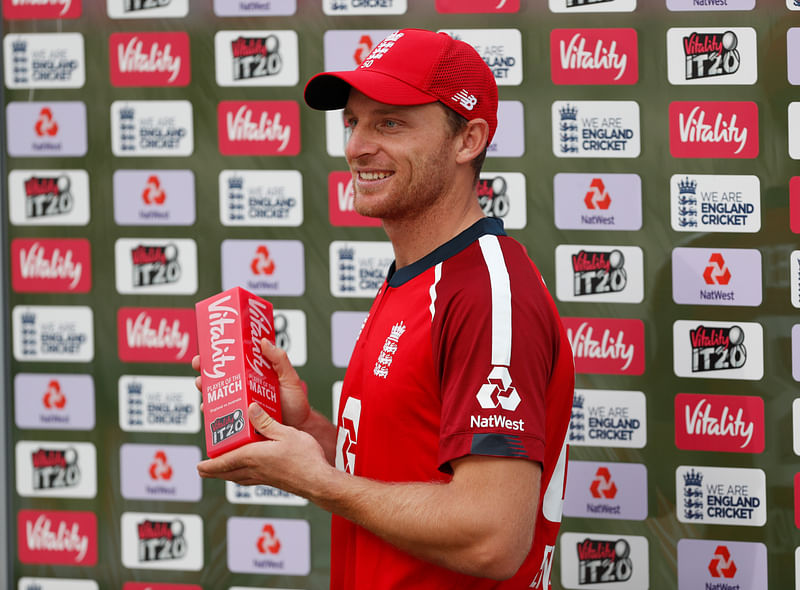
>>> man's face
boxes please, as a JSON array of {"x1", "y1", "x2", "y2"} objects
[{"x1": 342, "y1": 89, "x2": 459, "y2": 221}]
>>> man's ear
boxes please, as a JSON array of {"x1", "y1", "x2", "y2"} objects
[{"x1": 455, "y1": 118, "x2": 490, "y2": 165}]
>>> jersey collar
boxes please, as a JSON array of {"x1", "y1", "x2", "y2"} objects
[{"x1": 386, "y1": 217, "x2": 507, "y2": 288}]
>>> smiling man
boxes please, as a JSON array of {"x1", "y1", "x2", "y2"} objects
[{"x1": 196, "y1": 28, "x2": 574, "y2": 590}]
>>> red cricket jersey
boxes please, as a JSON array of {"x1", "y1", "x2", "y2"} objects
[{"x1": 331, "y1": 217, "x2": 574, "y2": 589}]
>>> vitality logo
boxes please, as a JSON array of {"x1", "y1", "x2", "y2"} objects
[
  {"x1": 670, "y1": 101, "x2": 758, "y2": 158},
  {"x1": 675, "y1": 393, "x2": 764, "y2": 453},
  {"x1": 551, "y1": 28, "x2": 638, "y2": 85},
  {"x1": 110, "y1": 32, "x2": 190, "y2": 87}
]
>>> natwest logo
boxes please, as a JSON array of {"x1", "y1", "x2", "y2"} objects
[
  {"x1": 110, "y1": 32, "x2": 190, "y2": 87},
  {"x1": 35, "y1": 107, "x2": 59, "y2": 137},
  {"x1": 708, "y1": 545, "x2": 737, "y2": 578},
  {"x1": 703, "y1": 253, "x2": 731, "y2": 285},
  {"x1": 257, "y1": 524, "x2": 281, "y2": 554},
  {"x1": 676, "y1": 393, "x2": 764, "y2": 453},
  {"x1": 589, "y1": 466, "x2": 617, "y2": 498},
  {"x1": 218, "y1": 100, "x2": 300, "y2": 156},
  {"x1": 3, "y1": 0, "x2": 81, "y2": 18},
  {"x1": 551, "y1": 28, "x2": 638, "y2": 85},
  {"x1": 563, "y1": 317, "x2": 645, "y2": 375},
  {"x1": 12, "y1": 238, "x2": 91, "y2": 293},
  {"x1": 670, "y1": 101, "x2": 759, "y2": 158},
  {"x1": 117, "y1": 307, "x2": 197, "y2": 363},
  {"x1": 18, "y1": 509, "x2": 97, "y2": 565}
]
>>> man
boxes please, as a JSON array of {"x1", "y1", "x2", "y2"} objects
[{"x1": 196, "y1": 29, "x2": 574, "y2": 589}]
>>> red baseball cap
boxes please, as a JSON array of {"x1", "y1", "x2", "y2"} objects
[{"x1": 304, "y1": 29, "x2": 498, "y2": 143}]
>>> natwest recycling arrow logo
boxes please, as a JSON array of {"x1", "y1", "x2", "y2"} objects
[
  {"x1": 589, "y1": 466, "x2": 618, "y2": 499},
  {"x1": 476, "y1": 366, "x2": 521, "y2": 411},
  {"x1": 708, "y1": 545, "x2": 737, "y2": 578},
  {"x1": 257, "y1": 524, "x2": 281, "y2": 554},
  {"x1": 703, "y1": 253, "x2": 731, "y2": 285},
  {"x1": 584, "y1": 177, "x2": 611, "y2": 210}
]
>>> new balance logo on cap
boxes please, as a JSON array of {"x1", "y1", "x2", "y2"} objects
[{"x1": 453, "y1": 89, "x2": 478, "y2": 111}]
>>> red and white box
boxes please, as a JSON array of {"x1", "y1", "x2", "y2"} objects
[{"x1": 195, "y1": 287, "x2": 281, "y2": 457}]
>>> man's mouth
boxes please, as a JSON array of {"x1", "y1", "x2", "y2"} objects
[{"x1": 358, "y1": 171, "x2": 393, "y2": 181}]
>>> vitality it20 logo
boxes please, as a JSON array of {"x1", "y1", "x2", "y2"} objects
[
  {"x1": 9, "y1": 170, "x2": 90, "y2": 226},
  {"x1": 667, "y1": 28, "x2": 757, "y2": 85},
  {"x1": 121, "y1": 512, "x2": 203, "y2": 570},
  {"x1": 556, "y1": 245, "x2": 644, "y2": 303},
  {"x1": 674, "y1": 320, "x2": 763, "y2": 380},
  {"x1": 559, "y1": 532, "x2": 649, "y2": 589},
  {"x1": 215, "y1": 31, "x2": 299, "y2": 87}
]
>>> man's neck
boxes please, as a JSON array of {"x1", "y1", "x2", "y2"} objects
[{"x1": 382, "y1": 192, "x2": 485, "y2": 269}]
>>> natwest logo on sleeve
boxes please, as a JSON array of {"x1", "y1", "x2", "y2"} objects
[
  {"x1": 670, "y1": 101, "x2": 759, "y2": 158},
  {"x1": 110, "y1": 32, "x2": 190, "y2": 87},
  {"x1": 218, "y1": 100, "x2": 300, "y2": 156},
  {"x1": 3, "y1": 0, "x2": 81, "y2": 18},
  {"x1": 12, "y1": 238, "x2": 91, "y2": 293},
  {"x1": 18, "y1": 509, "x2": 97, "y2": 566},
  {"x1": 675, "y1": 393, "x2": 764, "y2": 453},
  {"x1": 117, "y1": 307, "x2": 197, "y2": 363},
  {"x1": 551, "y1": 28, "x2": 638, "y2": 85},
  {"x1": 563, "y1": 317, "x2": 645, "y2": 375}
]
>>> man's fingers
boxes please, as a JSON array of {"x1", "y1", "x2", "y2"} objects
[
  {"x1": 260, "y1": 338, "x2": 302, "y2": 383},
  {"x1": 191, "y1": 354, "x2": 200, "y2": 371},
  {"x1": 248, "y1": 402, "x2": 284, "y2": 438}
]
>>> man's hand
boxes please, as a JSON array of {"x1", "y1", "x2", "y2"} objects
[
  {"x1": 197, "y1": 402, "x2": 334, "y2": 499},
  {"x1": 192, "y1": 337, "x2": 338, "y2": 465},
  {"x1": 192, "y1": 337, "x2": 310, "y2": 429}
]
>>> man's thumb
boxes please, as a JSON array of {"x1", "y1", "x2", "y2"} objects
[{"x1": 248, "y1": 402, "x2": 281, "y2": 437}]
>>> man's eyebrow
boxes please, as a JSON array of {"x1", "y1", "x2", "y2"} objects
[{"x1": 342, "y1": 105, "x2": 413, "y2": 117}]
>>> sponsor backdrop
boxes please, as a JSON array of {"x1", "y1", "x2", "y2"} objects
[{"x1": 1, "y1": 1, "x2": 798, "y2": 589}]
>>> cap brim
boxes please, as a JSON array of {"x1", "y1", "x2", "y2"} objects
[{"x1": 304, "y1": 69, "x2": 438, "y2": 111}]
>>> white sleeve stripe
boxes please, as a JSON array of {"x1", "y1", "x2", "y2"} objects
[
  {"x1": 478, "y1": 235, "x2": 512, "y2": 366},
  {"x1": 429, "y1": 262, "x2": 442, "y2": 322}
]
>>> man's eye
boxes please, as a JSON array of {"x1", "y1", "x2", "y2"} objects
[{"x1": 384, "y1": 120, "x2": 398, "y2": 128}]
